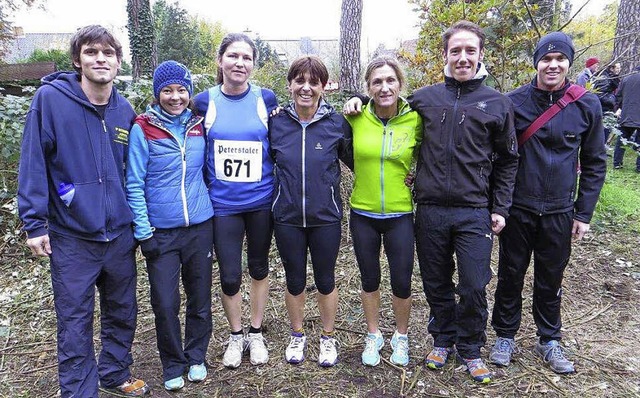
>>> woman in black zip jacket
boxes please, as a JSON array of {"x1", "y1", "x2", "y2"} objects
[{"x1": 268, "y1": 56, "x2": 352, "y2": 367}]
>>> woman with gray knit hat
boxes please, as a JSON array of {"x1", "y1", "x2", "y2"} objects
[
  {"x1": 126, "y1": 60, "x2": 214, "y2": 391},
  {"x1": 490, "y1": 31, "x2": 606, "y2": 375}
]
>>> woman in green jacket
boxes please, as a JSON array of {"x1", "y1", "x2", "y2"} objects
[{"x1": 345, "y1": 56, "x2": 422, "y2": 367}]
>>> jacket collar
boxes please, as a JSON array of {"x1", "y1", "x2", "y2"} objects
[
  {"x1": 443, "y1": 62, "x2": 488, "y2": 93},
  {"x1": 531, "y1": 77, "x2": 570, "y2": 106}
]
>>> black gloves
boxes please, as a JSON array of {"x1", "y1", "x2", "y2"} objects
[{"x1": 139, "y1": 236, "x2": 161, "y2": 260}]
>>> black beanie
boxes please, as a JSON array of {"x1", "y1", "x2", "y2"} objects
[{"x1": 533, "y1": 32, "x2": 575, "y2": 68}]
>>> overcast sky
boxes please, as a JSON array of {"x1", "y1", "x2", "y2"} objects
[{"x1": 11, "y1": 0, "x2": 609, "y2": 58}]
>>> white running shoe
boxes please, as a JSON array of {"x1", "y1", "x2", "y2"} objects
[
  {"x1": 318, "y1": 336, "x2": 339, "y2": 367},
  {"x1": 247, "y1": 332, "x2": 269, "y2": 365},
  {"x1": 285, "y1": 332, "x2": 307, "y2": 364},
  {"x1": 222, "y1": 334, "x2": 246, "y2": 368}
]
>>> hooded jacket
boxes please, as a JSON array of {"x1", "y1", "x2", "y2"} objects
[
  {"x1": 269, "y1": 100, "x2": 352, "y2": 227},
  {"x1": 18, "y1": 71, "x2": 136, "y2": 241},
  {"x1": 408, "y1": 63, "x2": 519, "y2": 217},
  {"x1": 126, "y1": 104, "x2": 214, "y2": 240},
  {"x1": 346, "y1": 97, "x2": 422, "y2": 215},
  {"x1": 508, "y1": 78, "x2": 607, "y2": 222}
]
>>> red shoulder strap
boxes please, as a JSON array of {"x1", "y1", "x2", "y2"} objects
[{"x1": 518, "y1": 85, "x2": 588, "y2": 147}]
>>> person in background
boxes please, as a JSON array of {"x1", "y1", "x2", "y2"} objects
[
  {"x1": 269, "y1": 56, "x2": 352, "y2": 367},
  {"x1": 17, "y1": 25, "x2": 150, "y2": 397},
  {"x1": 344, "y1": 56, "x2": 422, "y2": 367},
  {"x1": 612, "y1": 66, "x2": 640, "y2": 171},
  {"x1": 194, "y1": 33, "x2": 278, "y2": 369},
  {"x1": 593, "y1": 61, "x2": 621, "y2": 145},
  {"x1": 490, "y1": 32, "x2": 606, "y2": 375},
  {"x1": 575, "y1": 57, "x2": 599, "y2": 87},
  {"x1": 126, "y1": 60, "x2": 214, "y2": 391},
  {"x1": 344, "y1": 21, "x2": 518, "y2": 383}
]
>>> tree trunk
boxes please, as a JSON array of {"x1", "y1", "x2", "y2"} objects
[
  {"x1": 339, "y1": 0, "x2": 363, "y2": 93},
  {"x1": 127, "y1": 0, "x2": 156, "y2": 80},
  {"x1": 613, "y1": 0, "x2": 639, "y2": 74}
]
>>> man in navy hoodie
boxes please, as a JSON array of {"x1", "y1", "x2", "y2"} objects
[{"x1": 17, "y1": 25, "x2": 150, "y2": 397}]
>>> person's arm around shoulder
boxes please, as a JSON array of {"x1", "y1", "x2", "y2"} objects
[
  {"x1": 18, "y1": 95, "x2": 54, "y2": 256},
  {"x1": 343, "y1": 93, "x2": 369, "y2": 115},
  {"x1": 338, "y1": 115, "x2": 354, "y2": 170}
]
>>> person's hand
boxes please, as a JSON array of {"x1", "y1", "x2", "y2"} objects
[
  {"x1": 343, "y1": 97, "x2": 363, "y2": 115},
  {"x1": 615, "y1": 108, "x2": 621, "y2": 117},
  {"x1": 491, "y1": 214, "x2": 506, "y2": 234},
  {"x1": 404, "y1": 172, "x2": 415, "y2": 187},
  {"x1": 572, "y1": 220, "x2": 590, "y2": 241},
  {"x1": 270, "y1": 106, "x2": 283, "y2": 117},
  {"x1": 139, "y1": 236, "x2": 161, "y2": 260},
  {"x1": 26, "y1": 234, "x2": 52, "y2": 256}
]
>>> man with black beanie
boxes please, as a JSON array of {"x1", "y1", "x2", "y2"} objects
[{"x1": 489, "y1": 31, "x2": 607, "y2": 374}]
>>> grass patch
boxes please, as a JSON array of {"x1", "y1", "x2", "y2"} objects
[{"x1": 593, "y1": 150, "x2": 640, "y2": 232}]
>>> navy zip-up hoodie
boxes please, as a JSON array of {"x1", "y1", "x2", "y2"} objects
[
  {"x1": 268, "y1": 100, "x2": 353, "y2": 227},
  {"x1": 18, "y1": 71, "x2": 136, "y2": 241}
]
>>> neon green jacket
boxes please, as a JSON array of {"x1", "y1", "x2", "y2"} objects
[{"x1": 346, "y1": 98, "x2": 422, "y2": 214}]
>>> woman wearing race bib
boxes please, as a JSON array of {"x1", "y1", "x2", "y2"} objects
[
  {"x1": 126, "y1": 61, "x2": 214, "y2": 391},
  {"x1": 194, "y1": 33, "x2": 278, "y2": 369},
  {"x1": 344, "y1": 57, "x2": 422, "y2": 368},
  {"x1": 268, "y1": 56, "x2": 352, "y2": 367}
]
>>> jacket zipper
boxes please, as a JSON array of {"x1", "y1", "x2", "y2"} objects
[
  {"x1": 381, "y1": 127, "x2": 387, "y2": 213},
  {"x1": 446, "y1": 87, "x2": 462, "y2": 205},
  {"x1": 153, "y1": 122, "x2": 192, "y2": 226},
  {"x1": 301, "y1": 124, "x2": 307, "y2": 228},
  {"x1": 330, "y1": 186, "x2": 340, "y2": 214}
]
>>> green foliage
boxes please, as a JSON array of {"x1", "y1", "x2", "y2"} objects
[
  {"x1": 594, "y1": 163, "x2": 640, "y2": 233},
  {"x1": 566, "y1": 0, "x2": 618, "y2": 73},
  {"x1": 254, "y1": 37, "x2": 281, "y2": 69},
  {"x1": 21, "y1": 48, "x2": 73, "y2": 71},
  {"x1": 251, "y1": 60, "x2": 289, "y2": 104},
  {"x1": 192, "y1": 19, "x2": 226, "y2": 74},
  {"x1": 153, "y1": 0, "x2": 225, "y2": 75},
  {"x1": 127, "y1": 0, "x2": 155, "y2": 78},
  {"x1": 0, "y1": 91, "x2": 33, "y2": 198}
]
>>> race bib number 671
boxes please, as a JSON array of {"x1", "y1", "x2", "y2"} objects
[{"x1": 214, "y1": 140, "x2": 263, "y2": 182}]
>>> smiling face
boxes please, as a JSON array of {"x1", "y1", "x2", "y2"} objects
[
  {"x1": 74, "y1": 42, "x2": 120, "y2": 85},
  {"x1": 536, "y1": 52, "x2": 570, "y2": 91},
  {"x1": 158, "y1": 84, "x2": 190, "y2": 115},
  {"x1": 367, "y1": 64, "x2": 401, "y2": 116},
  {"x1": 288, "y1": 72, "x2": 324, "y2": 119},
  {"x1": 218, "y1": 40, "x2": 255, "y2": 90},
  {"x1": 443, "y1": 30, "x2": 484, "y2": 82}
]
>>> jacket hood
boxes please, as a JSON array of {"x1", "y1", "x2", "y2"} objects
[
  {"x1": 41, "y1": 71, "x2": 119, "y2": 110},
  {"x1": 444, "y1": 61, "x2": 489, "y2": 81},
  {"x1": 147, "y1": 103, "x2": 193, "y2": 126},
  {"x1": 284, "y1": 99, "x2": 334, "y2": 123}
]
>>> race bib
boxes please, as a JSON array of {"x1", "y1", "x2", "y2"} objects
[{"x1": 214, "y1": 140, "x2": 262, "y2": 182}]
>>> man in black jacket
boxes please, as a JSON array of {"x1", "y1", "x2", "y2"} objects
[
  {"x1": 408, "y1": 21, "x2": 518, "y2": 384},
  {"x1": 612, "y1": 66, "x2": 640, "y2": 171},
  {"x1": 489, "y1": 32, "x2": 607, "y2": 374},
  {"x1": 343, "y1": 20, "x2": 518, "y2": 383}
]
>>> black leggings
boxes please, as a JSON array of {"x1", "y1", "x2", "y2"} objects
[
  {"x1": 274, "y1": 223, "x2": 341, "y2": 296},
  {"x1": 213, "y1": 209, "x2": 273, "y2": 296},
  {"x1": 349, "y1": 211, "x2": 414, "y2": 299}
]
